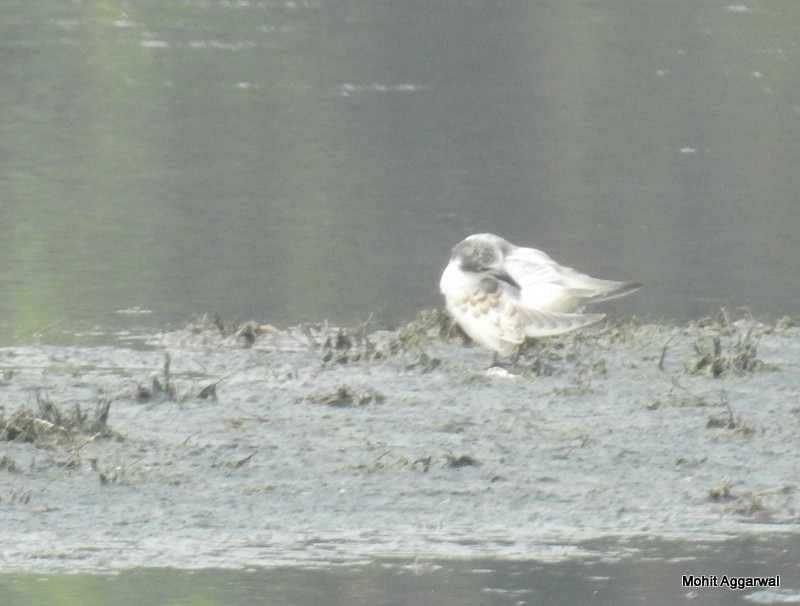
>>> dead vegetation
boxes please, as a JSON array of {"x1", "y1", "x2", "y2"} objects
[
  {"x1": 704, "y1": 391, "x2": 756, "y2": 435},
  {"x1": 182, "y1": 307, "x2": 788, "y2": 384},
  {"x1": 708, "y1": 478, "x2": 735, "y2": 501},
  {"x1": 300, "y1": 309, "x2": 458, "y2": 366},
  {"x1": 509, "y1": 324, "x2": 618, "y2": 385},
  {"x1": 134, "y1": 352, "x2": 223, "y2": 402},
  {"x1": 299, "y1": 384, "x2": 386, "y2": 407},
  {"x1": 223, "y1": 449, "x2": 261, "y2": 469},
  {"x1": 351, "y1": 450, "x2": 480, "y2": 473},
  {"x1": 186, "y1": 313, "x2": 279, "y2": 348},
  {"x1": 0, "y1": 488, "x2": 32, "y2": 505},
  {"x1": 0, "y1": 454, "x2": 20, "y2": 473},
  {"x1": 0, "y1": 390, "x2": 114, "y2": 446},
  {"x1": 660, "y1": 309, "x2": 771, "y2": 377},
  {"x1": 648, "y1": 379, "x2": 727, "y2": 409},
  {"x1": 444, "y1": 452, "x2": 480, "y2": 468},
  {"x1": 645, "y1": 380, "x2": 755, "y2": 434},
  {"x1": 687, "y1": 330, "x2": 764, "y2": 377},
  {"x1": 707, "y1": 481, "x2": 799, "y2": 524},
  {"x1": 136, "y1": 353, "x2": 178, "y2": 402},
  {"x1": 95, "y1": 457, "x2": 148, "y2": 486},
  {"x1": 384, "y1": 308, "x2": 466, "y2": 354}
]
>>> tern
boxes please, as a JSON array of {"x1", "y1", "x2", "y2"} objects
[{"x1": 439, "y1": 233, "x2": 641, "y2": 364}]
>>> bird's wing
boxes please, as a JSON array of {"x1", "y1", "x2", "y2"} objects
[
  {"x1": 503, "y1": 245, "x2": 565, "y2": 290},
  {"x1": 503, "y1": 246, "x2": 594, "y2": 311},
  {"x1": 446, "y1": 275, "x2": 606, "y2": 352},
  {"x1": 445, "y1": 276, "x2": 530, "y2": 355},
  {"x1": 521, "y1": 309, "x2": 606, "y2": 338},
  {"x1": 504, "y1": 245, "x2": 641, "y2": 310}
]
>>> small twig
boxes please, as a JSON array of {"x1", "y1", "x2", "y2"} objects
[
  {"x1": 362, "y1": 312, "x2": 374, "y2": 339},
  {"x1": 73, "y1": 432, "x2": 104, "y2": 452},
  {"x1": 230, "y1": 448, "x2": 261, "y2": 468},
  {"x1": 177, "y1": 431, "x2": 201, "y2": 448},
  {"x1": 373, "y1": 449, "x2": 391, "y2": 463},
  {"x1": 720, "y1": 389, "x2": 734, "y2": 423},
  {"x1": 669, "y1": 377, "x2": 709, "y2": 406},
  {"x1": 658, "y1": 327, "x2": 687, "y2": 372},
  {"x1": 300, "y1": 324, "x2": 319, "y2": 347}
]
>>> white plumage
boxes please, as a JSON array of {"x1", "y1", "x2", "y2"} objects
[{"x1": 440, "y1": 233, "x2": 641, "y2": 359}]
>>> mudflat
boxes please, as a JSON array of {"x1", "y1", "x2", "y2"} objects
[{"x1": 1, "y1": 311, "x2": 798, "y2": 572}]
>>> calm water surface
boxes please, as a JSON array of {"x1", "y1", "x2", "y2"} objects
[
  {"x1": 2, "y1": 1, "x2": 800, "y2": 343},
  {"x1": 1, "y1": 537, "x2": 800, "y2": 606}
]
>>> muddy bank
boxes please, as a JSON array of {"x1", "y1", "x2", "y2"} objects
[{"x1": 1, "y1": 311, "x2": 799, "y2": 573}]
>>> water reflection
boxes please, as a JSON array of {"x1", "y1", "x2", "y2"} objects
[
  {"x1": 2, "y1": 536, "x2": 800, "y2": 606},
  {"x1": 2, "y1": 1, "x2": 800, "y2": 343}
]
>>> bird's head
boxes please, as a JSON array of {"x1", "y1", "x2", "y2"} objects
[{"x1": 450, "y1": 233, "x2": 511, "y2": 275}]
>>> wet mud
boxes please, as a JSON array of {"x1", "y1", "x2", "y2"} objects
[{"x1": 1, "y1": 310, "x2": 799, "y2": 573}]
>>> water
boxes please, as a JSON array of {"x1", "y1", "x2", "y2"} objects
[
  {"x1": 1, "y1": 537, "x2": 799, "y2": 606},
  {"x1": 1, "y1": 1, "x2": 800, "y2": 343}
]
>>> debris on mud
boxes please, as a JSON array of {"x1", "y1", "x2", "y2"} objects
[
  {"x1": 708, "y1": 478, "x2": 735, "y2": 500},
  {"x1": 704, "y1": 392, "x2": 756, "y2": 434},
  {"x1": 354, "y1": 308, "x2": 467, "y2": 360},
  {"x1": 234, "y1": 320, "x2": 280, "y2": 348},
  {"x1": 300, "y1": 384, "x2": 386, "y2": 407},
  {"x1": 0, "y1": 454, "x2": 19, "y2": 473},
  {"x1": 1, "y1": 390, "x2": 113, "y2": 446},
  {"x1": 197, "y1": 380, "x2": 220, "y2": 400},
  {"x1": 658, "y1": 309, "x2": 772, "y2": 377},
  {"x1": 185, "y1": 313, "x2": 280, "y2": 348},
  {"x1": 708, "y1": 480, "x2": 800, "y2": 524},
  {"x1": 444, "y1": 452, "x2": 479, "y2": 468},
  {"x1": 135, "y1": 353, "x2": 178, "y2": 402},
  {"x1": 0, "y1": 308, "x2": 798, "y2": 573},
  {"x1": 688, "y1": 323, "x2": 766, "y2": 377}
]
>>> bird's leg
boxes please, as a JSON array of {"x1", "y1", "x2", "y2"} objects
[{"x1": 489, "y1": 347, "x2": 520, "y2": 369}]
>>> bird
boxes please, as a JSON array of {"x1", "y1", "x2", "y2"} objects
[{"x1": 439, "y1": 233, "x2": 641, "y2": 364}]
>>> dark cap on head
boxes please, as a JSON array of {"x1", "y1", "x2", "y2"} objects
[{"x1": 451, "y1": 234, "x2": 508, "y2": 273}]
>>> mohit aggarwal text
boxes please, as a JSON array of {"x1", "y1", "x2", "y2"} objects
[{"x1": 682, "y1": 575, "x2": 780, "y2": 590}]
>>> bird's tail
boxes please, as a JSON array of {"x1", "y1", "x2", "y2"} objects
[{"x1": 583, "y1": 280, "x2": 643, "y2": 304}]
